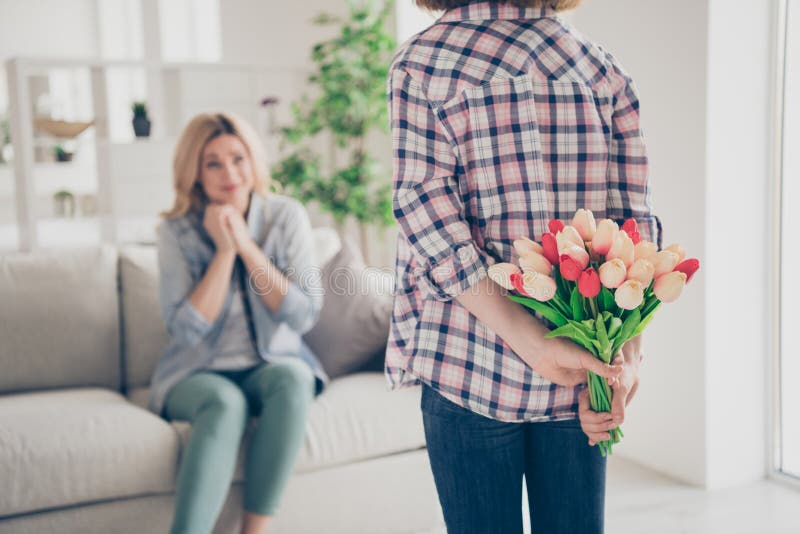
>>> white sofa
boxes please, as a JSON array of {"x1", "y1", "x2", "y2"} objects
[{"x1": 0, "y1": 229, "x2": 442, "y2": 533}]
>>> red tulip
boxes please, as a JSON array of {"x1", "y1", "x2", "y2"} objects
[
  {"x1": 509, "y1": 272, "x2": 530, "y2": 297},
  {"x1": 621, "y1": 218, "x2": 639, "y2": 236},
  {"x1": 628, "y1": 230, "x2": 641, "y2": 245},
  {"x1": 549, "y1": 219, "x2": 565, "y2": 234},
  {"x1": 578, "y1": 267, "x2": 601, "y2": 298},
  {"x1": 542, "y1": 232, "x2": 560, "y2": 265},
  {"x1": 559, "y1": 255, "x2": 583, "y2": 281},
  {"x1": 673, "y1": 258, "x2": 700, "y2": 283}
]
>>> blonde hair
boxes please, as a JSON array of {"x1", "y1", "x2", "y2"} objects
[{"x1": 162, "y1": 112, "x2": 279, "y2": 218}]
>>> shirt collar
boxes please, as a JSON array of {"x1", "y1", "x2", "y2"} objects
[{"x1": 437, "y1": 1, "x2": 558, "y2": 23}]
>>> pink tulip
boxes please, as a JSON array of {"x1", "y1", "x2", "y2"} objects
[
  {"x1": 488, "y1": 263, "x2": 521, "y2": 290},
  {"x1": 572, "y1": 209, "x2": 597, "y2": 241},
  {"x1": 509, "y1": 272, "x2": 530, "y2": 297},
  {"x1": 548, "y1": 219, "x2": 565, "y2": 234},
  {"x1": 522, "y1": 271, "x2": 557, "y2": 302},
  {"x1": 627, "y1": 258, "x2": 655, "y2": 286},
  {"x1": 652, "y1": 250, "x2": 680, "y2": 277},
  {"x1": 578, "y1": 267, "x2": 601, "y2": 298},
  {"x1": 592, "y1": 219, "x2": 619, "y2": 256},
  {"x1": 674, "y1": 258, "x2": 700, "y2": 283},
  {"x1": 606, "y1": 232, "x2": 635, "y2": 268},
  {"x1": 654, "y1": 271, "x2": 687, "y2": 302},
  {"x1": 561, "y1": 244, "x2": 590, "y2": 270},
  {"x1": 513, "y1": 236, "x2": 544, "y2": 258},
  {"x1": 519, "y1": 251, "x2": 552, "y2": 276},
  {"x1": 560, "y1": 254, "x2": 583, "y2": 281},
  {"x1": 541, "y1": 233, "x2": 560, "y2": 265},
  {"x1": 614, "y1": 279, "x2": 645, "y2": 310},
  {"x1": 598, "y1": 258, "x2": 627, "y2": 289},
  {"x1": 634, "y1": 240, "x2": 658, "y2": 262}
]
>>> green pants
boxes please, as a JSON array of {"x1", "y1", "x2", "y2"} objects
[{"x1": 163, "y1": 359, "x2": 315, "y2": 534}]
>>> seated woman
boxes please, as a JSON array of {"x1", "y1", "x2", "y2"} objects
[{"x1": 148, "y1": 111, "x2": 328, "y2": 534}]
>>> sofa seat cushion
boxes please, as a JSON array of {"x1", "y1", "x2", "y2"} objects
[
  {"x1": 128, "y1": 372, "x2": 425, "y2": 480},
  {"x1": 0, "y1": 388, "x2": 180, "y2": 518}
]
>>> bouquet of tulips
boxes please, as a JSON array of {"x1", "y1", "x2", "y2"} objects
[{"x1": 488, "y1": 209, "x2": 699, "y2": 457}]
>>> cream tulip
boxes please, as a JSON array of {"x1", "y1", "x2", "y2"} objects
[
  {"x1": 606, "y1": 232, "x2": 635, "y2": 268},
  {"x1": 651, "y1": 250, "x2": 680, "y2": 277},
  {"x1": 592, "y1": 219, "x2": 619, "y2": 256},
  {"x1": 522, "y1": 271, "x2": 557, "y2": 302},
  {"x1": 634, "y1": 240, "x2": 659, "y2": 262},
  {"x1": 556, "y1": 225, "x2": 584, "y2": 253},
  {"x1": 614, "y1": 279, "x2": 645, "y2": 310},
  {"x1": 572, "y1": 209, "x2": 597, "y2": 241},
  {"x1": 518, "y1": 252, "x2": 552, "y2": 275},
  {"x1": 598, "y1": 258, "x2": 627, "y2": 289},
  {"x1": 513, "y1": 236, "x2": 544, "y2": 258},
  {"x1": 664, "y1": 243, "x2": 686, "y2": 263},
  {"x1": 488, "y1": 263, "x2": 521, "y2": 290},
  {"x1": 627, "y1": 258, "x2": 655, "y2": 286},
  {"x1": 561, "y1": 243, "x2": 590, "y2": 269},
  {"x1": 653, "y1": 271, "x2": 687, "y2": 302}
]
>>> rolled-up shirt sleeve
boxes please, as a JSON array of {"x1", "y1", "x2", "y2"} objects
[
  {"x1": 156, "y1": 222, "x2": 213, "y2": 347},
  {"x1": 388, "y1": 65, "x2": 491, "y2": 302},
  {"x1": 269, "y1": 201, "x2": 324, "y2": 335},
  {"x1": 604, "y1": 51, "x2": 663, "y2": 250}
]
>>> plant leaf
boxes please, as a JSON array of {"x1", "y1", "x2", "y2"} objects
[
  {"x1": 570, "y1": 287, "x2": 584, "y2": 321},
  {"x1": 507, "y1": 294, "x2": 568, "y2": 327}
]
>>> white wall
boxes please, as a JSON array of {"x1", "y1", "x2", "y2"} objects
[{"x1": 572, "y1": 0, "x2": 774, "y2": 490}]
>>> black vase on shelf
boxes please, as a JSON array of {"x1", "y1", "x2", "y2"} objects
[{"x1": 131, "y1": 101, "x2": 151, "y2": 138}]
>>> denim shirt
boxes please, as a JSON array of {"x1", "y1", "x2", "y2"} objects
[{"x1": 147, "y1": 192, "x2": 328, "y2": 417}]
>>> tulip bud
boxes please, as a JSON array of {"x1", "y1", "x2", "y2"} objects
[
  {"x1": 513, "y1": 236, "x2": 544, "y2": 258},
  {"x1": 628, "y1": 230, "x2": 641, "y2": 245},
  {"x1": 621, "y1": 218, "x2": 639, "y2": 236},
  {"x1": 548, "y1": 219, "x2": 565, "y2": 234},
  {"x1": 560, "y1": 254, "x2": 583, "y2": 281},
  {"x1": 522, "y1": 271, "x2": 557, "y2": 302},
  {"x1": 572, "y1": 209, "x2": 597, "y2": 241},
  {"x1": 674, "y1": 258, "x2": 700, "y2": 283},
  {"x1": 556, "y1": 225, "x2": 584, "y2": 253},
  {"x1": 561, "y1": 244, "x2": 590, "y2": 270},
  {"x1": 519, "y1": 251, "x2": 552, "y2": 276},
  {"x1": 606, "y1": 232, "x2": 635, "y2": 268},
  {"x1": 664, "y1": 243, "x2": 686, "y2": 263},
  {"x1": 634, "y1": 240, "x2": 659, "y2": 262},
  {"x1": 614, "y1": 279, "x2": 645, "y2": 310},
  {"x1": 592, "y1": 219, "x2": 619, "y2": 256},
  {"x1": 627, "y1": 258, "x2": 655, "y2": 286},
  {"x1": 654, "y1": 271, "x2": 687, "y2": 302},
  {"x1": 578, "y1": 267, "x2": 601, "y2": 298},
  {"x1": 598, "y1": 258, "x2": 627, "y2": 289},
  {"x1": 652, "y1": 250, "x2": 680, "y2": 277},
  {"x1": 488, "y1": 263, "x2": 521, "y2": 290},
  {"x1": 541, "y1": 232, "x2": 560, "y2": 265}
]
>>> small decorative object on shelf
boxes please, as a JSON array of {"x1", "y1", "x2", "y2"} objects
[
  {"x1": 53, "y1": 144, "x2": 74, "y2": 162},
  {"x1": 0, "y1": 116, "x2": 11, "y2": 164},
  {"x1": 132, "y1": 101, "x2": 151, "y2": 138},
  {"x1": 53, "y1": 190, "x2": 75, "y2": 218},
  {"x1": 34, "y1": 118, "x2": 94, "y2": 138}
]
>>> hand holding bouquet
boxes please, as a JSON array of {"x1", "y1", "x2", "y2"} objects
[{"x1": 488, "y1": 210, "x2": 699, "y2": 457}]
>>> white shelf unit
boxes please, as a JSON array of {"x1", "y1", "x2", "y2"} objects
[{"x1": 4, "y1": 57, "x2": 307, "y2": 251}]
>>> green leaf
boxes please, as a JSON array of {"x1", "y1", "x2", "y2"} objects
[
  {"x1": 601, "y1": 286, "x2": 616, "y2": 312},
  {"x1": 612, "y1": 308, "x2": 641, "y2": 354},
  {"x1": 632, "y1": 301, "x2": 662, "y2": 337},
  {"x1": 607, "y1": 317, "x2": 623, "y2": 339},
  {"x1": 507, "y1": 294, "x2": 568, "y2": 327},
  {"x1": 570, "y1": 287, "x2": 584, "y2": 321},
  {"x1": 596, "y1": 314, "x2": 610, "y2": 354},
  {"x1": 544, "y1": 323, "x2": 597, "y2": 355}
]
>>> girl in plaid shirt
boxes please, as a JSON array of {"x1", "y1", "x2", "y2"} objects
[{"x1": 387, "y1": 1, "x2": 660, "y2": 532}]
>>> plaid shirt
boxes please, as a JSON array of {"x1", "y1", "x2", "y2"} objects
[{"x1": 385, "y1": 1, "x2": 662, "y2": 422}]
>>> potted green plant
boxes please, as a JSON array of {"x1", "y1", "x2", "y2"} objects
[
  {"x1": 131, "y1": 101, "x2": 151, "y2": 137},
  {"x1": 271, "y1": 0, "x2": 396, "y2": 259},
  {"x1": 53, "y1": 144, "x2": 74, "y2": 162},
  {"x1": 53, "y1": 189, "x2": 75, "y2": 218}
]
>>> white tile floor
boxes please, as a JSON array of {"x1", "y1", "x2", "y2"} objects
[{"x1": 416, "y1": 456, "x2": 800, "y2": 534}]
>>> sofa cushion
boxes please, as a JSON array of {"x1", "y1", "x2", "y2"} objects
[
  {"x1": 0, "y1": 246, "x2": 121, "y2": 394},
  {"x1": 127, "y1": 372, "x2": 425, "y2": 479},
  {"x1": 303, "y1": 236, "x2": 394, "y2": 379},
  {"x1": 118, "y1": 227, "x2": 343, "y2": 391},
  {"x1": 0, "y1": 388, "x2": 179, "y2": 518}
]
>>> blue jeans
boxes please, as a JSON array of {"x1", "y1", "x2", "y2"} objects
[{"x1": 420, "y1": 384, "x2": 607, "y2": 534}]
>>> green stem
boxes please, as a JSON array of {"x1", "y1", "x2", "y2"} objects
[{"x1": 588, "y1": 296, "x2": 598, "y2": 318}]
